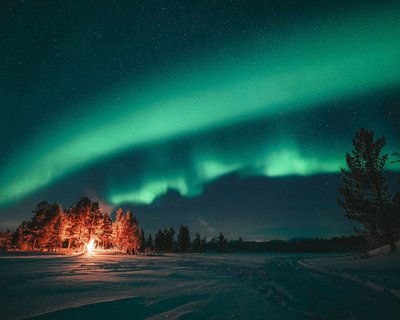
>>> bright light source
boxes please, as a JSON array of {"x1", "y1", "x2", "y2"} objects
[{"x1": 86, "y1": 239, "x2": 95, "y2": 255}]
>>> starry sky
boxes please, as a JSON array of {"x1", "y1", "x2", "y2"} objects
[{"x1": 1, "y1": 0, "x2": 399, "y2": 239}]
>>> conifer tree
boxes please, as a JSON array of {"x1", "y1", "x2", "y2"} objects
[
  {"x1": 112, "y1": 208, "x2": 124, "y2": 250},
  {"x1": 339, "y1": 128, "x2": 399, "y2": 251},
  {"x1": 164, "y1": 227, "x2": 175, "y2": 252},
  {"x1": 75, "y1": 197, "x2": 92, "y2": 248},
  {"x1": 86, "y1": 201, "x2": 103, "y2": 244},
  {"x1": 100, "y1": 212, "x2": 113, "y2": 249},
  {"x1": 14, "y1": 222, "x2": 30, "y2": 250},
  {"x1": 215, "y1": 232, "x2": 227, "y2": 252},
  {"x1": 192, "y1": 232, "x2": 202, "y2": 253},
  {"x1": 154, "y1": 229, "x2": 164, "y2": 251},
  {"x1": 46, "y1": 203, "x2": 66, "y2": 251},
  {"x1": 65, "y1": 207, "x2": 79, "y2": 251},
  {"x1": 139, "y1": 228, "x2": 146, "y2": 253},
  {"x1": 177, "y1": 225, "x2": 191, "y2": 252},
  {"x1": 28, "y1": 201, "x2": 52, "y2": 250},
  {"x1": 146, "y1": 233, "x2": 153, "y2": 250},
  {"x1": 125, "y1": 211, "x2": 140, "y2": 254},
  {"x1": 0, "y1": 229, "x2": 12, "y2": 251}
]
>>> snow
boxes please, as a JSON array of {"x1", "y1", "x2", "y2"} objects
[
  {"x1": 302, "y1": 248, "x2": 400, "y2": 299},
  {"x1": 368, "y1": 239, "x2": 400, "y2": 257},
  {"x1": 0, "y1": 252, "x2": 399, "y2": 319}
]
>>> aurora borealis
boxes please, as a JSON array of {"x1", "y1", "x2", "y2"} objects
[{"x1": 1, "y1": 1, "x2": 399, "y2": 239}]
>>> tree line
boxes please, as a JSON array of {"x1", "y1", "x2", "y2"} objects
[
  {"x1": 0, "y1": 213, "x2": 367, "y2": 254},
  {"x1": 0, "y1": 197, "x2": 214, "y2": 254},
  {"x1": 0, "y1": 197, "x2": 141, "y2": 254}
]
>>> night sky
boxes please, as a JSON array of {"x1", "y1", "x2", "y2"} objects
[{"x1": 1, "y1": 0, "x2": 399, "y2": 239}]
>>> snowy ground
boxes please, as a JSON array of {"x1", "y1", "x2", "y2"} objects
[{"x1": 0, "y1": 252, "x2": 399, "y2": 319}]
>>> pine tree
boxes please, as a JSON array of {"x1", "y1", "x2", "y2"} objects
[
  {"x1": 0, "y1": 229, "x2": 12, "y2": 251},
  {"x1": 215, "y1": 232, "x2": 227, "y2": 252},
  {"x1": 127, "y1": 212, "x2": 140, "y2": 254},
  {"x1": 112, "y1": 208, "x2": 124, "y2": 250},
  {"x1": 46, "y1": 203, "x2": 66, "y2": 252},
  {"x1": 65, "y1": 207, "x2": 79, "y2": 251},
  {"x1": 192, "y1": 232, "x2": 207, "y2": 253},
  {"x1": 100, "y1": 212, "x2": 113, "y2": 249},
  {"x1": 75, "y1": 197, "x2": 92, "y2": 248},
  {"x1": 28, "y1": 201, "x2": 52, "y2": 250},
  {"x1": 339, "y1": 128, "x2": 399, "y2": 251},
  {"x1": 139, "y1": 228, "x2": 146, "y2": 253},
  {"x1": 177, "y1": 225, "x2": 191, "y2": 252},
  {"x1": 165, "y1": 227, "x2": 175, "y2": 252},
  {"x1": 13, "y1": 222, "x2": 29, "y2": 250},
  {"x1": 86, "y1": 201, "x2": 103, "y2": 244},
  {"x1": 154, "y1": 229, "x2": 164, "y2": 251},
  {"x1": 146, "y1": 233, "x2": 153, "y2": 250}
]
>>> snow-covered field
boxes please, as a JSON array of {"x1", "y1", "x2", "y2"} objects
[{"x1": 0, "y1": 252, "x2": 399, "y2": 319}]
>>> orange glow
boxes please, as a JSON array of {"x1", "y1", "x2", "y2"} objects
[{"x1": 86, "y1": 239, "x2": 95, "y2": 255}]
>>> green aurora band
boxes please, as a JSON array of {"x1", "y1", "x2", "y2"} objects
[{"x1": 1, "y1": 7, "x2": 400, "y2": 206}]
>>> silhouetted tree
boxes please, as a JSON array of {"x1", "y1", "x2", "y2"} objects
[
  {"x1": 28, "y1": 201, "x2": 53, "y2": 250},
  {"x1": 177, "y1": 225, "x2": 191, "y2": 252},
  {"x1": 0, "y1": 229, "x2": 12, "y2": 251},
  {"x1": 139, "y1": 228, "x2": 146, "y2": 252},
  {"x1": 191, "y1": 232, "x2": 207, "y2": 253},
  {"x1": 146, "y1": 233, "x2": 153, "y2": 250},
  {"x1": 165, "y1": 227, "x2": 175, "y2": 252},
  {"x1": 214, "y1": 232, "x2": 227, "y2": 252},
  {"x1": 154, "y1": 229, "x2": 164, "y2": 251},
  {"x1": 154, "y1": 227, "x2": 175, "y2": 252},
  {"x1": 339, "y1": 128, "x2": 399, "y2": 251}
]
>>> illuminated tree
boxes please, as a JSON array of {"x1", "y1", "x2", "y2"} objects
[
  {"x1": 99, "y1": 212, "x2": 113, "y2": 249},
  {"x1": 111, "y1": 209, "x2": 140, "y2": 253},
  {"x1": 13, "y1": 222, "x2": 30, "y2": 250},
  {"x1": 85, "y1": 201, "x2": 103, "y2": 244},
  {"x1": 339, "y1": 128, "x2": 399, "y2": 251},
  {"x1": 75, "y1": 197, "x2": 92, "y2": 248},
  {"x1": 65, "y1": 207, "x2": 79, "y2": 251},
  {"x1": 112, "y1": 208, "x2": 124, "y2": 250},
  {"x1": 9, "y1": 196, "x2": 145, "y2": 254},
  {"x1": 124, "y1": 211, "x2": 140, "y2": 254},
  {"x1": 46, "y1": 203, "x2": 66, "y2": 251}
]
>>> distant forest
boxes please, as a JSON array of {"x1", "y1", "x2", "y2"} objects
[{"x1": 0, "y1": 196, "x2": 366, "y2": 254}]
